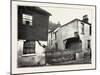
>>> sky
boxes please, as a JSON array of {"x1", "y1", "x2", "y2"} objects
[{"x1": 40, "y1": 5, "x2": 93, "y2": 25}]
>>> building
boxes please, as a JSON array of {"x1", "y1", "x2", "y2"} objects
[
  {"x1": 48, "y1": 15, "x2": 91, "y2": 60},
  {"x1": 48, "y1": 22, "x2": 61, "y2": 50},
  {"x1": 17, "y1": 6, "x2": 51, "y2": 67},
  {"x1": 18, "y1": 6, "x2": 51, "y2": 40}
]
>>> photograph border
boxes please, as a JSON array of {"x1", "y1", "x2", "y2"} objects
[{"x1": 11, "y1": 0, "x2": 96, "y2": 74}]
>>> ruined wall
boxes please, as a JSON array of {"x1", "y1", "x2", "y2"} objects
[{"x1": 56, "y1": 20, "x2": 78, "y2": 50}]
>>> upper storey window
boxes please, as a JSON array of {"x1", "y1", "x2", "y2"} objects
[
  {"x1": 81, "y1": 22, "x2": 84, "y2": 34},
  {"x1": 22, "y1": 14, "x2": 32, "y2": 26},
  {"x1": 89, "y1": 25, "x2": 91, "y2": 35}
]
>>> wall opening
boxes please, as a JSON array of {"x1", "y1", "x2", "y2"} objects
[
  {"x1": 87, "y1": 40, "x2": 91, "y2": 49},
  {"x1": 64, "y1": 32, "x2": 82, "y2": 51},
  {"x1": 23, "y1": 40, "x2": 35, "y2": 54}
]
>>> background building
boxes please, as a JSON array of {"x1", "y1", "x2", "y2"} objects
[
  {"x1": 48, "y1": 22, "x2": 61, "y2": 50},
  {"x1": 48, "y1": 15, "x2": 91, "y2": 61}
]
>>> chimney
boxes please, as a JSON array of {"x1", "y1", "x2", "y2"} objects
[
  {"x1": 57, "y1": 21, "x2": 61, "y2": 27},
  {"x1": 82, "y1": 15, "x2": 89, "y2": 23}
]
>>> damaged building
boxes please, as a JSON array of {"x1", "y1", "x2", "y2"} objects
[{"x1": 47, "y1": 15, "x2": 91, "y2": 64}]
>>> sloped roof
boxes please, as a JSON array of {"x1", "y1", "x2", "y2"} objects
[
  {"x1": 61, "y1": 18, "x2": 91, "y2": 28},
  {"x1": 48, "y1": 22, "x2": 61, "y2": 33},
  {"x1": 50, "y1": 18, "x2": 91, "y2": 33},
  {"x1": 18, "y1": 6, "x2": 51, "y2": 16}
]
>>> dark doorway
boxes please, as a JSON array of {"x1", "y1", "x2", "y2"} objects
[{"x1": 65, "y1": 37, "x2": 82, "y2": 50}]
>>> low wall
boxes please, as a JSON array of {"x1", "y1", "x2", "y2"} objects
[{"x1": 45, "y1": 50, "x2": 76, "y2": 64}]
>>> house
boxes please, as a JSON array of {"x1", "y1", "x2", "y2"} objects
[
  {"x1": 48, "y1": 15, "x2": 91, "y2": 60},
  {"x1": 48, "y1": 22, "x2": 61, "y2": 50},
  {"x1": 18, "y1": 6, "x2": 51, "y2": 40},
  {"x1": 17, "y1": 6, "x2": 51, "y2": 67}
]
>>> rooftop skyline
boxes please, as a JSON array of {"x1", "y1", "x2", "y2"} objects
[{"x1": 40, "y1": 6, "x2": 93, "y2": 25}]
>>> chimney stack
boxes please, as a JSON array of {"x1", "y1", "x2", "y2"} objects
[
  {"x1": 82, "y1": 15, "x2": 89, "y2": 23},
  {"x1": 57, "y1": 21, "x2": 61, "y2": 27}
]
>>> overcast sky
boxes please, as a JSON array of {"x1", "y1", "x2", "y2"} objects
[{"x1": 40, "y1": 6, "x2": 93, "y2": 25}]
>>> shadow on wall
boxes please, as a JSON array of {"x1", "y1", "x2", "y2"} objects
[
  {"x1": 64, "y1": 36, "x2": 82, "y2": 51},
  {"x1": 18, "y1": 54, "x2": 45, "y2": 67}
]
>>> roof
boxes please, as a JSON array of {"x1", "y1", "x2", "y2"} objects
[
  {"x1": 48, "y1": 27, "x2": 60, "y2": 33},
  {"x1": 61, "y1": 18, "x2": 91, "y2": 28},
  {"x1": 18, "y1": 6, "x2": 51, "y2": 16},
  {"x1": 53, "y1": 27, "x2": 60, "y2": 33},
  {"x1": 48, "y1": 18, "x2": 91, "y2": 33},
  {"x1": 48, "y1": 22, "x2": 61, "y2": 33}
]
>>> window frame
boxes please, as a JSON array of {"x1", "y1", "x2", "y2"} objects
[
  {"x1": 81, "y1": 22, "x2": 84, "y2": 34},
  {"x1": 23, "y1": 40, "x2": 36, "y2": 55},
  {"x1": 87, "y1": 40, "x2": 91, "y2": 49},
  {"x1": 22, "y1": 14, "x2": 33, "y2": 26}
]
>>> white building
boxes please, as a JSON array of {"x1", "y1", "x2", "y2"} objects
[
  {"x1": 48, "y1": 15, "x2": 91, "y2": 59},
  {"x1": 18, "y1": 41, "x2": 47, "y2": 67}
]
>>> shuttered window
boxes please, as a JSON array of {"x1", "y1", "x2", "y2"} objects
[{"x1": 22, "y1": 14, "x2": 32, "y2": 26}]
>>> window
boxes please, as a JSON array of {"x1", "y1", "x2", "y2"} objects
[
  {"x1": 55, "y1": 43, "x2": 58, "y2": 50},
  {"x1": 87, "y1": 40, "x2": 91, "y2": 49},
  {"x1": 23, "y1": 40, "x2": 35, "y2": 54},
  {"x1": 51, "y1": 40, "x2": 53, "y2": 45},
  {"x1": 22, "y1": 14, "x2": 32, "y2": 26},
  {"x1": 51, "y1": 33, "x2": 52, "y2": 39},
  {"x1": 81, "y1": 23, "x2": 84, "y2": 34},
  {"x1": 55, "y1": 32, "x2": 57, "y2": 40},
  {"x1": 89, "y1": 25, "x2": 91, "y2": 35},
  {"x1": 49, "y1": 40, "x2": 51, "y2": 46}
]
